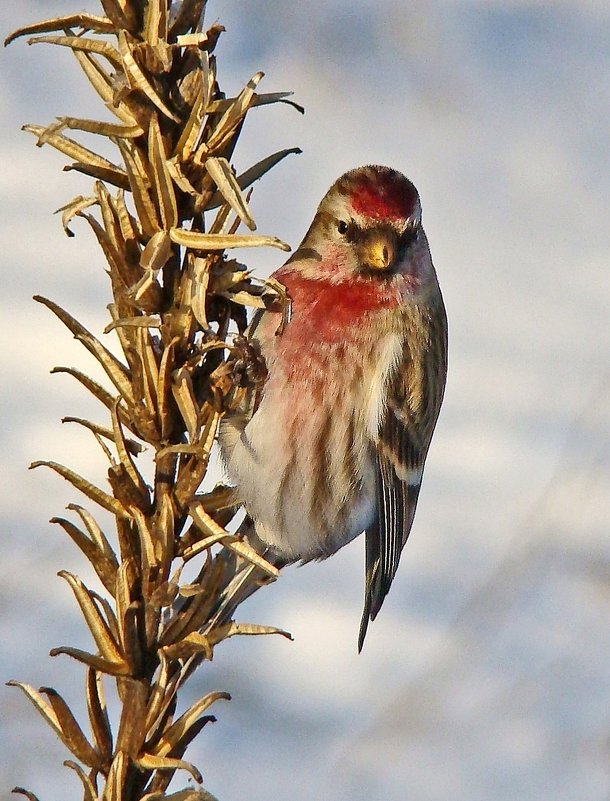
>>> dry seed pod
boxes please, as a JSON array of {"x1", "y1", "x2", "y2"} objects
[{"x1": 7, "y1": 0, "x2": 301, "y2": 797}]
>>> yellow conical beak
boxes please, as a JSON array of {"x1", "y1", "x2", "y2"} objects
[{"x1": 362, "y1": 231, "x2": 398, "y2": 271}]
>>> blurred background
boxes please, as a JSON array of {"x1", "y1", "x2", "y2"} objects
[{"x1": 1, "y1": 1, "x2": 609, "y2": 799}]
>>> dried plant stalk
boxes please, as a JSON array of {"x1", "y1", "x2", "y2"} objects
[{"x1": 6, "y1": 2, "x2": 302, "y2": 799}]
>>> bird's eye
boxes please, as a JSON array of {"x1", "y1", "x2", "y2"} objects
[{"x1": 337, "y1": 220, "x2": 349, "y2": 235}]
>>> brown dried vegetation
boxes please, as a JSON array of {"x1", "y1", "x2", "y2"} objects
[{"x1": 6, "y1": 2, "x2": 302, "y2": 799}]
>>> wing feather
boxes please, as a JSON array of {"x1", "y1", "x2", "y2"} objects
[{"x1": 359, "y1": 295, "x2": 447, "y2": 651}]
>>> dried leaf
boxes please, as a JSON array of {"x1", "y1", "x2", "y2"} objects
[
  {"x1": 207, "y1": 148, "x2": 302, "y2": 210},
  {"x1": 95, "y1": 431, "x2": 117, "y2": 464},
  {"x1": 53, "y1": 368, "x2": 137, "y2": 438},
  {"x1": 118, "y1": 31, "x2": 179, "y2": 122},
  {"x1": 49, "y1": 365, "x2": 109, "y2": 403},
  {"x1": 115, "y1": 560, "x2": 134, "y2": 647},
  {"x1": 204, "y1": 72, "x2": 264, "y2": 152},
  {"x1": 152, "y1": 692, "x2": 230, "y2": 757},
  {"x1": 111, "y1": 402, "x2": 149, "y2": 498},
  {"x1": 144, "y1": 0, "x2": 168, "y2": 46},
  {"x1": 181, "y1": 531, "x2": 228, "y2": 561},
  {"x1": 208, "y1": 201, "x2": 234, "y2": 236},
  {"x1": 136, "y1": 754, "x2": 202, "y2": 785},
  {"x1": 113, "y1": 189, "x2": 140, "y2": 245},
  {"x1": 5, "y1": 14, "x2": 115, "y2": 46},
  {"x1": 174, "y1": 84, "x2": 205, "y2": 159},
  {"x1": 157, "y1": 336, "x2": 179, "y2": 439},
  {"x1": 174, "y1": 407, "x2": 220, "y2": 506},
  {"x1": 159, "y1": 558, "x2": 224, "y2": 648},
  {"x1": 174, "y1": 33, "x2": 208, "y2": 47},
  {"x1": 62, "y1": 416, "x2": 143, "y2": 455},
  {"x1": 23, "y1": 125, "x2": 126, "y2": 179},
  {"x1": 116, "y1": 139, "x2": 161, "y2": 236},
  {"x1": 133, "y1": 327, "x2": 160, "y2": 424},
  {"x1": 166, "y1": 158, "x2": 200, "y2": 196},
  {"x1": 99, "y1": 0, "x2": 137, "y2": 30},
  {"x1": 199, "y1": 49, "x2": 215, "y2": 109},
  {"x1": 105, "y1": 751, "x2": 129, "y2": 801},
  {"x1": 79, "y1": 210, "x2": 127, "y2": 284},
  {"x1": 194, "y1": 485, "x2": 236, "y2": 513},
  {"x1": 65, "y1": 161, "x2": 132, "y2": 191},
  {"x1": 205, "y1": 91, "x2": 303, "y2": 119},
  {"x1": 55, "y1": 194, "x2": 97, "y2": 237},
  {"x1": 177, "y1": 584, "x2": 206, "y2": 598},
  {"x1": 50, "y1": 646, "x2": 130, "y2": 676},
  {"x1": 58, "y1": 571, "x2": 126, "y2": 663},
  {"x1": 161, "y1": 631, "x2": 214, "y2": 661},
  {"x1": 27, "y1": 35, "x2": 123, "y2": 70},
  {"x1": 80, "y1": 334, "x2": 137, "y2": 405},
  {"x1": 209, "y1": 261, "x2": 249, "y2": 292},
  {"x1": 51, "y1": 516, "x2": 118, "y2": 594},
  {"x1": 68, "y1": 504, "x2": 117, "y2": 558},
  {"x1": 122, "y1": 605, "x2": 143, "y2": 677},
  {"x1": 171, "y1": 368, "x2": 199, "y2": 440},
  {"x1": 12, "y1": 789, "x2": 42, "y2": 801},
  {"x1": 132, "y1": 507, "x2": 157, "y2": 589},
  {"x1": 152, "y1": 491, "x2": 175, "y2": 570},
  {"x1": 199, "y1": 405, "x2": 219, "y2": 459},
  {"x1": 208, "y1": 622, "x2": 293, "y2": 644},
  {"x1": 86, "y1": 668, "x2": 113, "y2": 763},
  {"x1": 148, "y1": 115, "x2": 178, "y2": 229},
  {"x1": 39, "y1": 686, "x2": 102, "y2": 767},
  {"x1": 143, "y1": 652, "x2": 172, "y2": 733},
  {"x1": 169, "y1": 0, "x2": 207, "y2": 38},
  {"x1": 252, "y1": 91, "x2": 305, "y2": 114},
  {"x1": 204, "y1": 157, "x2": 256, "y2": 230},
  {"x1": 223, "y1": 539, "x2": 281, "y2": 577},
  {"x1": 98, "y1": 182, "x2": 125, "y2": 253},
  {"x1": 191, "y1": 257, "x2": 210, "y2": 328},
  {"x1": 72, "y1": 50, "x2": 137, "y2": 125},
  {"x1": 90, "y1": 589, "x2": 122, "y2": 644},
  {"x1": 115, "y1": 678, "x2": 148, "y2": 755},
  {"x1": 221, "y1": 289, "x2": 265, "y2": 309},
  {"x1": 169, "y1": 228, "x2": 290, "y2": 252},
  {"x1": 190, "y1": 503, "x2": 279, "y2": 577},
  {"x1": 6, "y1": 681, "x2": 63, "y2": 739},
  {"x1": 30, "y1": 461, "x2": 130, "y2": 520},
  {"x1": 59, "y1": 115, "x2": 144, "y2": 139},
  {"x1": 35, "y1": 295, "x2": 136, "y2": 404},
  {"x1": 135, "y1": 233, "x2": 172, "y2": 305},
  {"x1": 63, "y1": 761, "x2": 98, "y2": 801}
]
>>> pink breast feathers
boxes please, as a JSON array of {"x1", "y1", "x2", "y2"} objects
[
  {"x1": 278, "y1": 272, "x2": 402, "y2": 337},
  {"x1": 350, "y1": 171, "x2": 418, "y2": 222}
]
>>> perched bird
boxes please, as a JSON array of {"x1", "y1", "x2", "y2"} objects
[{"x1": 220, "y1": 165, "x2": 448, "y2": 650}]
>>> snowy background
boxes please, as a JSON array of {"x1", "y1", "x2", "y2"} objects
[{"x1": 1, "y1": 1, "x2": 609, "y2": 800}]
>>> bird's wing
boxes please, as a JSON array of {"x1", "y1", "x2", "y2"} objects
[{"x1": 359, "y1": 298, "x2": 448, "y2": 651}]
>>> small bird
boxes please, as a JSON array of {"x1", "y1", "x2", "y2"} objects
[{"x1": 220, "y1": 165, "x2": 448, "y2": 650}]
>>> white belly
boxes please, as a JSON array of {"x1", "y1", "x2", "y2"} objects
[{"x1": 220, "y1": 330, "x2": 403, "y2": 562}]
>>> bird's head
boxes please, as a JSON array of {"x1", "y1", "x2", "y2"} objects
[{"x1": 295, "y1": 165, "x2": 425, "y2": 283}]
